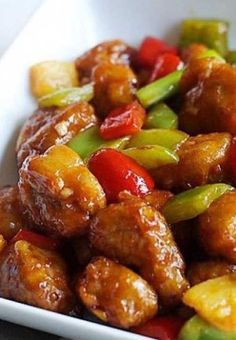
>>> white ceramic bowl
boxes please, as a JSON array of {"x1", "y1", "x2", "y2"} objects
[{"x1": 0, "y1": 0, "x2": 236, "y2": 338}]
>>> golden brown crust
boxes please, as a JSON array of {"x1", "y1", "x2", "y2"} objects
[
  {"x1": 17, "y1": 102, "x2": 97, "y2": 168},
  {"x1": 0, "y1": 235, "x2": 6, "y2": 254},
  {"x1": 187, "y1": 260, "x2": 236, "y2": 286},
  {"x1": 143, "y1": 190, "x2": 174, "y2": 211},
  {"x1": 0, "y1": 186, "x2": 26, "y2": 240},
  {"x1": 77, "y1": 257, "x2": 158, "y2": 328},
  {"x1": 19, "y1": 145, "x2": 106, "y2": 238},
  {"x1": 90, "y1": 200, "x2": 189, "y2": 307},
  {"x1": 198, "y1": 191, "x2": 236, "y2": 262},
  {"x1": 152, "y1": 133, "x2": 231, "y2": 191},
  {"x1": 180, "y1": 43, "x2": 208, "y2": 64},
  {"x1": 92, "y1": 61, "x2": 137, "y2": 117},
  {"x1": 16, "y1": 107, "x2": 58, "y2": 153},
  {"x1": 0, "y1": 240, "x2": 75, "y2": 313},
  {"x1": 179, "y1": 58, "x2": 236, "y2": 135},
  {"x1": 118, "y1": 190, "x2": 173, "y2": 211},
  {"x1": 75, "y1": 40, "x2": 136, "y2": 84}
]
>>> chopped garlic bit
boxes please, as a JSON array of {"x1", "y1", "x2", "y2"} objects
[
  {"x1": 60, "y1": 187, "x2": 74, "y2": 199},
  {"x1": 55, "y1": 121, "x2": 68, "y2": 137}
]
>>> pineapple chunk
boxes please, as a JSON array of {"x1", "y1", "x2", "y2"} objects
[
  {"x1": 30, "y1": 60, "x2": 79, "y2": 98},
  {"x1": 183, "y1": 274, "x2": 236, "y2": 331}
]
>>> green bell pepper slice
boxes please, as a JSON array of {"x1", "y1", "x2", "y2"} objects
[
  {"x1": 227, "y1": 50, "x2": 236, "y2": 65},
  {"x1": 145, "y1": 103, "x2": 178, "y2": 129},
  {"x1": 38, "y1": 83, "x2": 93, "y2": 107},
  {"x1": 67, "y1": 125, "x2": 129, "y2": 159},
  {"x1": 128, "y1": 129, "x2": 188, "y2": 150},
  {"x1": 199, "y1": 49, "x2": 225, "y2": 62},
  {"x1": 123, "y1": 145, "x2": 179, "y2": 169},
  {"x1": 180, "y1": 19, "x2": 229, "y2": 57},
  {"x1": 136, "y1": 70, "x2": 183, "y2": 108},
  {"x1": 179, "y1": 315, "x2": 236, "y2": 340},
  {"x1": 163, "y1": 183, "x2": 234, "y2": 224}
]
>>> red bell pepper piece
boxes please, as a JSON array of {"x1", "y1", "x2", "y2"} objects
[
  {"x1": 132, "y1": 316, "x2": 185, "y2": 340},
  {"x1": 100, "y1": 101, "x2": 145, "y2": 140},
  {"x1": 229, "y1": 137, "x2": 236, "y2": 184},
  {"x1": 11, "y1": 229, "x2": 61, "y2": 251},
  {"x1": 88, "y1": 148, "x2": 154, "y2": 202},
  {"x1": 149, "y1": 53, "x2": 183, "y2": 82},
  {"x1": 138, "y1": 36, "x2": 177, "y2": 68}
]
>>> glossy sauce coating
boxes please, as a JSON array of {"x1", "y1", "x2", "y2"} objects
[
  {"x1": 75, "y1": 40, "x2": 135, "y2": 84},
  {"x1": 16, "y1": 107, "x2": 58, "y2": 152},
  {"x1": 179, "y1": 58, "x2": 236, "y2": 135},
  {"x1": 188, "y1": 260, "x2": 236, "y2": 286},
  {"x1": 19, "y1": 145, "x2": 106, "y2": 238},
  {"x1": 0, "y1": 240, "x2": 74, "y2": 313},
  {"x1": 180, "y1": 43, "x2": 208, "y2": 64},
  {"x1": 152, "y1": 133, "x2": 231, "y2": 191},
  {"x1": 90, "y1": 200, "x2": 189, "y2": 307},
  {"x1": 77, "y1": 257, "x2": 158, "y2": 328},
  {"x1": 198, "y1": 191, "x2": 236, "y2": 262},
  {"x1": 0, "y1": 235, "x2": 6, "y2": 254},
  {"x1": 118, "y1": 189, "x2": 173, "y2": 211},
  {"x1": 92, "y1": 61, "x2": 137, "y2": 117},
  {"x1": 143, "y1": 190, "x2": 174, "y2": 211},
  {"x1": 17, "y1": 102, "x2": 97, "y2": 167},
  {"x1": 0, "y1": 186, "x2": 26, "y2": 240}
]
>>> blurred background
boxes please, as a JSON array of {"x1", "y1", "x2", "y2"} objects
[{"x1": 0, "y1": 0, "x2": 42, "y2": 56}]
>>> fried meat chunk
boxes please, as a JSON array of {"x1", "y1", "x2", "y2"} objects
[
  {"x1": 90, "y1": 200, "x2": 189, "y2": 307},
  {"x1": 0, "y1": 186, "x2": 26, "y2": 240},
  {"x1": 92, "y1": 62, "x2": 137, "y2": 117},
  {"x1": 0, "y1": 240, "x2": 74, "y2": 313},
  {"x1": 188, "y1": 260, "x2": 236, "y2": 286},
  {"x1": 77, "y1": 257, "x2": 157, "y2": 328},
  {"x1": 19, "y1": 145, "x2": 106, "y2": 238},
  {"x1": 198, "y1": 191, "x2": 236, "y2": 262},
  {"x1": 179, "y1": 58, "x2": 236, "y2": 135},
  {"x1": 17, "y1": 102, "x2": 97, "y2": 167},
  {"x1": 152, "y1": 133, "x2": 231, "y2": 191},
  {"x1": 75, "y1": 40, "x2": 135, "y2": 83}
]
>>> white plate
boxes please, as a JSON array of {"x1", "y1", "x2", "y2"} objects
[{"x1": 0, "y1": 0, "x2": 236, "y2": 338}]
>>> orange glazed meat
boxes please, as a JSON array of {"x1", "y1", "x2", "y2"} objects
[
  {"x1": 19, "y1": 145, "x2": 106, "y2": 238},
  {"x1": 118, "y1": 189, "x2": 173, "y2": 211},
  {"x1": 0, "y1": 236, "x2": 6, "y2": 254},
  {"x1": 0, "y1": 186, "x2": 26, "y2": 240},
  {"x1": 16, "y1": 107, "x2": 57, "y2": 153},
  {"x1": 17, "y1": 102, "x2": 97, "y2": 167},
  {"x1": 92, "y1": 61, "x2": 137, "y2": 117},
  {"x1": 152, "y1": 133, "x2": 231, "y2": 191},
  {"x1": 90, "y1": 200, "x2": 189, "y2": 307},
  {"x1": 77, "y1": 257, "x2": 158, "y2": 329},
  {"x1": 180, "y1": 43, "x2": 208, "y2": 64},
  {"x1": 75, "y1": 40, "x2": 135, "y2": 83},
  {"x1": 187, "y1": 260, "x2": 236, "y2": 286},
  {"x1": 179, "y1": 58, "x2": 236, "y2": 135},
  {"x1": 143, "y1": 190, "x2": 174, "y2": 211},
  {"x1": 0, "y1": 240, "x2": 74, "y2": 313},
  {"x1": 198, "y1": 191, "x2": 236, "y2": 263}
]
